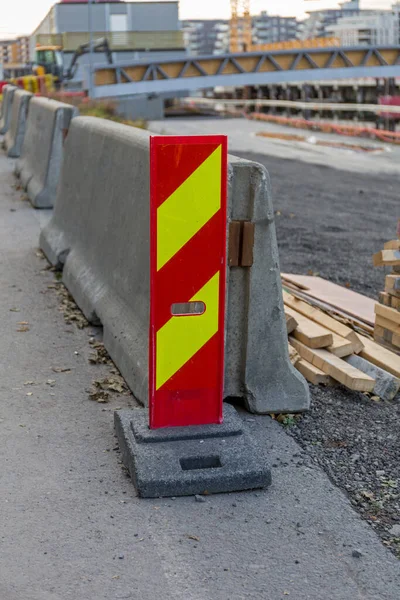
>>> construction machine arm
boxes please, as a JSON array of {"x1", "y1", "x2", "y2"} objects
[{"x1": 65, "y1": 37, "x2": 113, "y2": 80}]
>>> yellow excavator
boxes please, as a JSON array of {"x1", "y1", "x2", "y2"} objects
[{"x1": 32, "y1": 38, "x2": 113, "y2": 86}]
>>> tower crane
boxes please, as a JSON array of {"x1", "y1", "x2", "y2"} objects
[{"x1": 230, "y1": 0, "x2": 252, "y2": 53}]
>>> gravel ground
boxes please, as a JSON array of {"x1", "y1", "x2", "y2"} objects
[
  {"x1": 237, "y1": 151, "x2": 400, "y2": 558},
  {"x1": 239, "y1": 151, "x2": 399, "y2": 299}
]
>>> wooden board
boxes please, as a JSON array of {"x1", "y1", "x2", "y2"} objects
[
  {"x1": 282, "y1": 289, "x2": 364, "y2": 353},
  {"x1": 374, "y1": 326, "x2": 400, "y2": 354},
  {"x1": 373, "y1": 249, "x2": 400, "y2": 267},
  {"x1": 289, "y1": 338, "x2": 375, "y2": 392},
  {"x1": 359, "y1": 335, "x2": 400, "y2": 378},
  {"x1": 327, "y1": 333, "x2": 354, "y2": 358},
  {"x1": 295, "y1": 359, "x2": 332, "y2": 386},
  {"x1": 375, "y1": 315, "x2": 400, "y2": 336},
  {"x1": 375, "y1": 303, "x2": 400, "y2": 326},
  {"x1": 374, "y1": 326, "x2": 400, "y2": 349},
  {"x1": 281, "y1": 275, "x2": 376, "y2": 326},
  {"x1": 288, "y1": 343, "x2": 301, "y2": 366},
  {"x1": 374, "y1": 324, "x2": 394, "y2": 345},
  {"x1": 385, "y1": 275, "x2": 400, "y2": 298},
  {"x1": 379, "y1": 291, "x2": 391, "y2": 306},
  {"x1": 389, "y1": 294, "x2": 400, "y2": 310},
  {"x1": 384, "y1": 240, "x2": 400, "y2": 250},
  {"x1": 228, "y1": 221, "x2": 241, "y2": 267},
  {"x1": 241, "y1": 221, "x2": 255, "y2": 267},
  {"x1": 285, "y1": 312, "x2": 298, "y2": 334},
  {"x1": 285, "y1": 306, "x2": 333, "y2": 348}
]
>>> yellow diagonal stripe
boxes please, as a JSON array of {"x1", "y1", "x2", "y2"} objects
[
  {"x1": 156, "y1": 272, "x2": 220, "y2": 390},
  {"x1": 157, "y1": 145, "x2": 222, "y2": 271}
]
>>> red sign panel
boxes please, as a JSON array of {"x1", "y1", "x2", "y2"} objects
[{"x1": 149, "y1": 135, "x2": 228, "y2": 429}]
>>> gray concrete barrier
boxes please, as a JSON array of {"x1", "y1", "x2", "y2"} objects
[
  {"x1": 15, "y1": 97, "x2": 78, "y2": 208},
  {"x1": 0, "y1": 85, "x2": 17, "y2": 135},
  {"x1": 40, "y1": 116, "x2": 309, "y2": 414},
  {"x1": 3, "y1": 89, "x2": 32, "y2": 158}
]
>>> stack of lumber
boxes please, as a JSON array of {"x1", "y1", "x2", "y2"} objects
[
  {"x1": 283, "y1": 288, "x2": 400, "y2": 400},
  {"x1": 372, "y1": 226, "x2": 400, "y2": 355}
]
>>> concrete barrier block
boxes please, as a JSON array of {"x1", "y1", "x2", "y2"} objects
[
  {"x1": 0, "y1": 85, "x2": 17, "y2": 135},
  {"x1": 40, "y1": 116, "x2": 309, "y2": 414},
  {"x1": 15, "y1": 97, "x2": 78, "y2": 208},
  {"x1": 226, "y1": 157, "x2": 310, "y2": 413},
  {"x1": 3, "y1": 89, "x2": 32, "y2": 158}
]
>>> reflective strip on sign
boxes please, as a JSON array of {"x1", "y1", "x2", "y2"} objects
[
  {"x1": 157, "y1": 145, "x2": 222, "y2": 271},
  {"x1": 156, "y1": 271, "x2": 219, "y2": 390}
]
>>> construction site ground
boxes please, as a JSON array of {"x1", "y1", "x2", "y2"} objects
[
  {"x1": 151, "y1": 116, "x2": 400, "y2": 559},
  {"x1": 1, "y1": 118, "x2": 400, "y2": 599}
]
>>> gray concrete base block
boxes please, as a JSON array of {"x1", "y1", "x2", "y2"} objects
[
  {"x1": 15, "y1": 97, "x2": 78, "y2": 208},
  {"x1": 0, "y1": 85, "x2": 17, "y2": 135},
  {"x1": 39, "y1": 224, "x2": 69, "y2": 270},
  {"x1": 226, "y1": 158, "x2": 310, "y2": 414},
  {"x1": 3, "y1": 89, "x2": 32, "y2": 158},
  {"x1": 115, "y1": 404, "x2": 272, "y2": 498}
]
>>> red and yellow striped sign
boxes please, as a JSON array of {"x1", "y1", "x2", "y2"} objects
[{"x1": 149, "y1": 135, "x2": 228, "y2": 429}]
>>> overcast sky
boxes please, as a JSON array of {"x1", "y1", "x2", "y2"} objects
[{"x1": 0, "y1": 0, "x2": 394, "y2": 37}]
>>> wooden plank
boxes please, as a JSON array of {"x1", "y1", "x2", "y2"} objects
[
  {"x1": 375, "y1": 303, "x2": 400, "y2": 326},
  {"x1": 295, "y1": 359, "x2": 332, "y2": 386},
  {"x1": 241, "y1": 221, "x2": 254, "y2": 267},
  {"x1": 326, "y1": 333, "x2": 354, "y2": 358},
  {"x1": 282, "y1": 274, "x2": 375, "y2": 326},
  {"x1": 389, "y1": 294, "x2": 400, "y2": 310},
  {"x1": 228, "y1": 221, "x2": 241, "y2": 267},
  {"x1": 374, "y1": 326, "x2": 400, "y2": 355},
  {"x1": 285, "y1": 306, "x2": 333, "y2": 348},
  {"x1": 374, "y1": 325, "x2": 400, "y2": 349},
  {"x1": 282, "y1": 289, "x2": 364, "y2": 353},
  {"x1": 373, "y1": 249, "x2": 400, "y2": 267},
  {"x1": 384, "y1": 240, "x2": 400, "y2": 250},
  {"x1": 374, "y1": 324, "x2": 394, "y2": 345},
  {"x1": 375, "y1": 315, "x2": 400, "y2": 336},
  {"x1": 288, "y1": 343, "x2": 301, "y2": 366},
  {"x1": 289, "y1": 338, "x2": 376, "y2": 392},
  {"x1": 385, "y1": 275, "x2": 400, "y2": 298},
  {"x1": 345, "y1": 354, "x2": 400, "y2": 400},
  {"x1": 285, "y1": 312, "x2": 298, "y2": 334},
  {"x1": 359, "y1": 335, "x2": 400, "y2": 378},
  {"x1": 281, "y1": 275, "x2": 310, "y2": 290},
  {"x1": 379, "y1": 291, "x2": 391, "y2": 306}
]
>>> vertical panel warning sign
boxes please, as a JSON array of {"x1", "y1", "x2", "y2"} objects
[{"x1": 149, "y1": 135, "x2": 228, "y2": 429}]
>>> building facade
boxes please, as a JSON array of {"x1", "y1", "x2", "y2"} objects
[
  {"x1": 327, "y1": 12, "x2": 398, "y2": 45},
  {"x1": 182, "y1": 20, "x2": 229, "y2": 55},
  {"x1": 30, "y1": 0, "x2": 186, "y2": 80},
  {"x1": 0, "y1": 37, "x2": 30, "y2": 66},
  {"x1": 300, "y1": 0, "x2": 360, "y2": 39},
  {"x1": 252, "y1": 12, "x2": 299, "y2": 45},
  {"x1": 183, "y1": 13, "x2": 300, "y2": 56}
]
